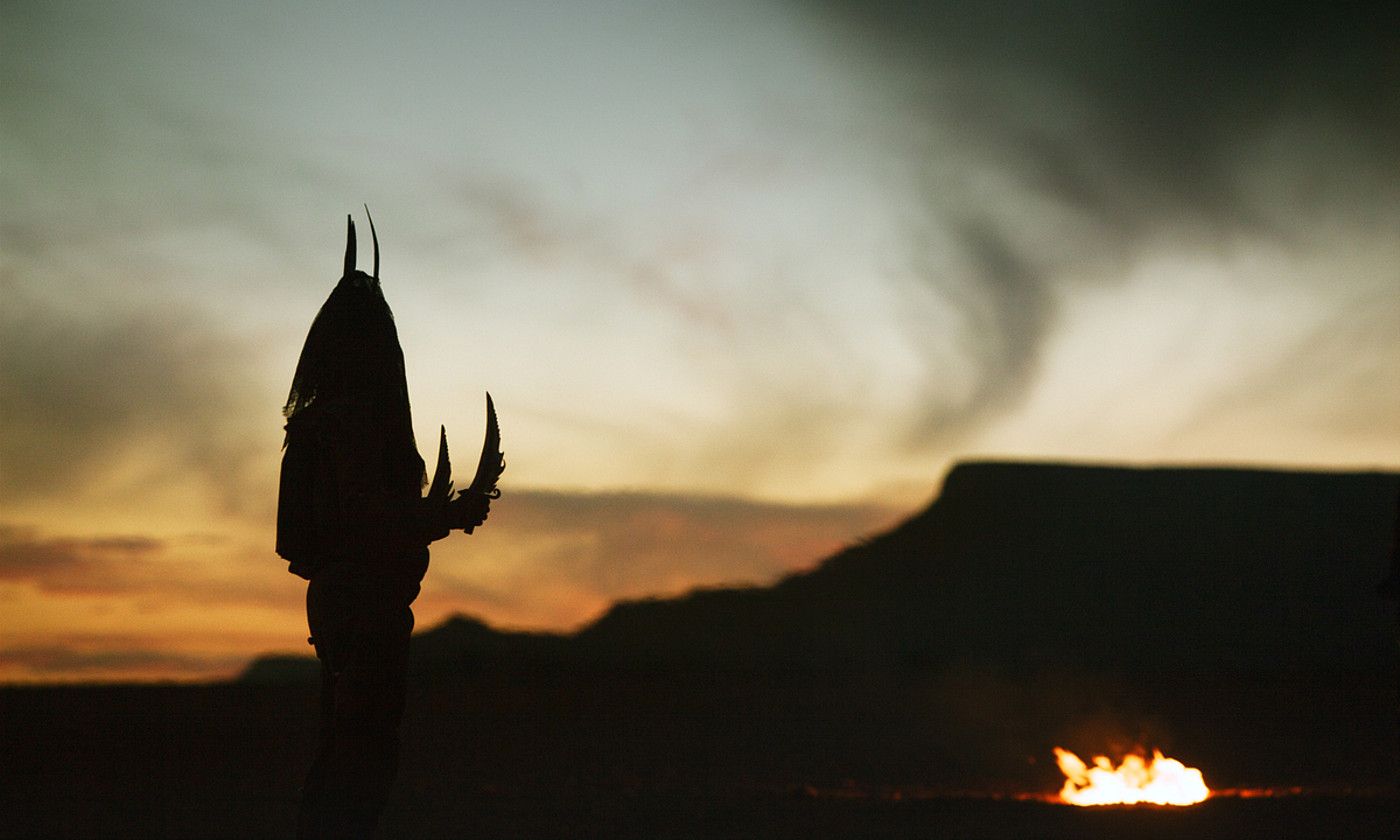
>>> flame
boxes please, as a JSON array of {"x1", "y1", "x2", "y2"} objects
[{"x1": 1054, "y1": 747, "x2": 1209, "y2": 806}]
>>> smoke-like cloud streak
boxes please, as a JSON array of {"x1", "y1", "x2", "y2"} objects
[{"x1": 812, "y1": 0, "x2": 1400, "y2": 446}]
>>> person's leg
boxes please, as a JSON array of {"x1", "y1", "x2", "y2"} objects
[
  {"x1": 317, "y1": 655, "x2": 408, "y2": 836},
  {"x1": 298, "y1": 564, "x2": 417, "y2": 840},
  {"x1": 296, "y1": 657, "x2": 337, "y2": 839}
]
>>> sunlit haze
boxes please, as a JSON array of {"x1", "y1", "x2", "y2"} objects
[{"x1": 2, "y1": 1, "x2": 1397, "y2": 681}]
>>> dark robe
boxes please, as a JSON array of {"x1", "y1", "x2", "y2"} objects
[{"x1": 277, "y1": 235, "x2": 435, "y2": 840}]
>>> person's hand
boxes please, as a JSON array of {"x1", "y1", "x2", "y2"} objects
[{"x1": 449, "y1": 492, "x2": 491, "y2": 533}]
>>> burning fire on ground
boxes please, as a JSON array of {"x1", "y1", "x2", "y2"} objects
[{"x1": 1054, "y1": 747, "x2": 1210, "y2": 806}]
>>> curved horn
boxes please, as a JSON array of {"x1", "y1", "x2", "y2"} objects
[
  {"x1": 343, "y1": 214, "x2": 357, "y2": 277},
  {"x1": 364, "y1": 204, "x2": 379, "y2": 280}
]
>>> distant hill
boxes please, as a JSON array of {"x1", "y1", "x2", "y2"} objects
[{"x1": 242, "y1": 461, "x2": 1399, "y2": 681}]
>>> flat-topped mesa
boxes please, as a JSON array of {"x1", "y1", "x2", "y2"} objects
[{"x1": 572, "y1": 462, "x2": 1400, "y2": 669}]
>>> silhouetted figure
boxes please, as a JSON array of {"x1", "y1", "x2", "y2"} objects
[{"x1": 277, "y1": 212, "x2": 502, "y2": 840}]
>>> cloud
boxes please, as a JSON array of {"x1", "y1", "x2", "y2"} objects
[
  {"x1": 0, "y1": 484, "x2": 900, "y2": 642},
  {"x1": 0, "y1": 523, "x2": 290, "y2": 607},
  {"x1": 0, "y1": 523, "x2": 164, "y2": 585},
  {"x1": 1182, "y1": 286, "x2": 1400, "y2": 452},
  {"x1": 0, "y1": 644, "x2": 246, "y2": 680},
  {"x1": 826, "y1": 1, "x2": 1400, "y2": 191},
  {"x1": 419, "y1": 488, "x2": 901, "y2": 629},
  {"x1": 0, "y1": 292, "x2": 269, "y2": 514},
  {"x1": 0, "y1": 488, "x2": 898, "y2": 680},
  {"x1": 806, "y1": 0, "x2": 1400, "y2": 448},
  {"x1": 900, "y1": 217, "x2": 1052, "y2": 443}
]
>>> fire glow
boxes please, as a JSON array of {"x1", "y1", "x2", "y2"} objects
[{"x1": 1054, "y1": 747, "x2": 1210, "y2": 806}]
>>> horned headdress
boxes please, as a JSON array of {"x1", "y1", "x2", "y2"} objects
[{"x1": 280, "y1": 210, "x2": 502, "y2": 540}]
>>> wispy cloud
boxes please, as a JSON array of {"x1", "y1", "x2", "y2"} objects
[
  {"x1": 813, "y1": 2, "x2": 1395, "y2": 395},
  {"x1": 0, "y1": 293, "x2": 270, "y2": 515},
  {"x1": 0, "y1": 523, "x2": 290, "y2": 608},
  {"x1": 0, "y1": 488, "x2": 898, "y2": 680},
  {"x1": 419, "y1": 488, "x2": 901, "y2": 629},
  {"x1": 0, "y1": 524, "x2": 164, "y2": 584},
  {"x1": 0, "y1": 644, "x2": 247, "y2": 681},
  {"x1": 3, "y1": 0, "x2": 1397, "y2": 682}
]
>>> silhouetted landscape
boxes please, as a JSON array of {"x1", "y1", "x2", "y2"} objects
[
  {"x1": 9, "y1": 1, "x2": 1399, "y2": 836},
  {"x1": 5, "y1": 462, "x2": 1398, "y2": 838}
]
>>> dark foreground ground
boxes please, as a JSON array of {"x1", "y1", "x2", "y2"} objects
[{"x1": 3, "y1": 667, "x2": 1396, "y2": 839}]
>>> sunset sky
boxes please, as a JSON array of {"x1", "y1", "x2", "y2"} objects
[{"x1": 3, "y1": 1, "x2": 1397, "y2": 682}]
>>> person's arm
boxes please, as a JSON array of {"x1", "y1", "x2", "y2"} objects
[{"x1": 322, "y1": 410, "x2": 445, "y2": 554}]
